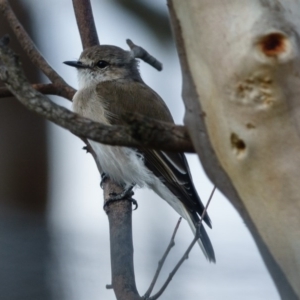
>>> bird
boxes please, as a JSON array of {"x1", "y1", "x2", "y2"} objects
[{"x1": 64, "y1": 44, "x2": 215, "y2": 262}]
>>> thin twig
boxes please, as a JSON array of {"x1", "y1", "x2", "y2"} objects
[
  {"x1": 0, "y1": 83, "x2": 75, "y2": 98},
  {"x1": 0, "y1": 0, "x2": 75, "y2": 100},
  {"x1": 202, "y1": 186, "x2": 216, "y2": 220},
  {"x1": 149, "y1": 230, "x2": 198, "y2": 300},
  {"x1": 148, "y1": 187, "x2": 216, "y2": 300},
  {"x1": 72, "y1": 0, "x2": 99, "y2": 49},
  {"x1": 126, "y1": 39, "x2": 162, "y2": 71},
  {"x1": 143, "y1": 218, "x2": 182, "y2": 299}
]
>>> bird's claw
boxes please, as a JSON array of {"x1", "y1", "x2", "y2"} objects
[{"x1": 103, "y1": 185, "x2": 138, "y2": 211}]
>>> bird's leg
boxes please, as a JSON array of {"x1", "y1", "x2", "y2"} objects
[{"x1": 102, "y1": 176, "x2": 138, "y2": 210}]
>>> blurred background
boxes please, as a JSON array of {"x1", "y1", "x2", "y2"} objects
[{"x1": 0, "y1": 1, "x2": 280, "y2": 299}]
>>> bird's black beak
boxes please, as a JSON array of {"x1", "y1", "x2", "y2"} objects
[{"x1": 63, "y1": 61, "x2": 88, "y2": 69}]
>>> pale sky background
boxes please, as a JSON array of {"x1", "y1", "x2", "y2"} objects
[{"x1": 25, "y1": 0, "x2": 280, "y2": 299}]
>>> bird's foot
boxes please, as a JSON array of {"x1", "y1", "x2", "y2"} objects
[{"x1": 104, "y1": 185, "x2": 138, "y2": 210}]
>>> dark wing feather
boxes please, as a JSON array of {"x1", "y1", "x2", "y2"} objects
[
  {"x1": 96, "y1": 80, "x2": 211, "y2": 227},
  {"x1": 141, "y1": 149, "x2": 212, "y2": 227}
]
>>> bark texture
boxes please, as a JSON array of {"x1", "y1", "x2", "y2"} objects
[{"x1": 168, "y1": 0, "x2": 300, "y2": 298}]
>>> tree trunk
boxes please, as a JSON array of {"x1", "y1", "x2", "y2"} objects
[{"x1": 168, "y1": 1, "x2": 300, "y2": 299}]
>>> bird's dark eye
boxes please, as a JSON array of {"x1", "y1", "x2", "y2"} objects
[{"x1": 96, "y1": 60, "x2": 109, "y2": 68}]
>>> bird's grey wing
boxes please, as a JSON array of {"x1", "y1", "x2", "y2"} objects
[{"x1": 96, "y1": 80, "x2": 211, "y2": 227}]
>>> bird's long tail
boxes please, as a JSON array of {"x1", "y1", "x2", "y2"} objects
[
  {"x1": 181, "y1": 208, "x2": 216, "y2": 263},
  {"x1": 149, "y1": 179, "x2": 215, "y2": 262}
]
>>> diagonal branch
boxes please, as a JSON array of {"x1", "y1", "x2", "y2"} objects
[
  {"x1": 72, "y1": 0, "x2": 99, "y2": 49},
  {"x1": 0, "y1": 36, "x2": 194, "y2": 153},
  {"x1": 0, "y1": 83, "x2": 75, "y2": 98},
  {"x1": 0, "y1": 0, "x2": 75, "y2": 100}
]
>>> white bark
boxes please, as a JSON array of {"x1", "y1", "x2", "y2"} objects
[{"x1": 169, "y1": 0, "x2": 300, "y2": 298}]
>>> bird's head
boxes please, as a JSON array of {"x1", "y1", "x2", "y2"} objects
[{"x1": 64, "y1": 45, "x2": 142, "y2": 88}]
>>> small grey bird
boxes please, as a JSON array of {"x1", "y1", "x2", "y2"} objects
[{"x1": 64, "y1": 45, "x2": 215, "y2": 262}]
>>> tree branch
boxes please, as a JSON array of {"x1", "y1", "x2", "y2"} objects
[
  {"x1": 103, "y1": 179, "x2": 142, "y2": 300},
  {"x1": 72, "y1": 0, "x2": 99, "y2": 49},
  {"x1": 126, "y1": 39, "x2": 162, "y2": 71},
  {"x1": 0, "y1": 83, "x2": 75, "y2": 98},
  {"x1": 0, "y1": 0, "x2": 75, "y2": 100}
]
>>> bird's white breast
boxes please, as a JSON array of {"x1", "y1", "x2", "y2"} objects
[
  {"x1": 88, "y1": 140, "x2": 154, "y2": 187},
  {"x1": 72, "y1": 86, "x2": 108, "y2": 124}
]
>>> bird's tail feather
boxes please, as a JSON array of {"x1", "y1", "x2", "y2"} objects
[
  {"x1": 149, "y1": 179, "x2": 215, "y2": 262},
  {"x1": 181, "y1": 208, "x2": 216, "y2": 263}
]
